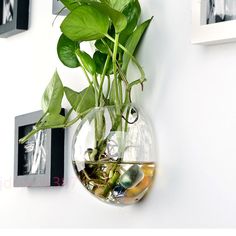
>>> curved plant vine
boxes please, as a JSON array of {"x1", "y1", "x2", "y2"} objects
[{"x1": 19, "y1": 0, "x2": 153, "y2": 145}]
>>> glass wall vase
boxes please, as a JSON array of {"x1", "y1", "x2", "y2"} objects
[{"x1": 72, "y1": 104, "x2": 156, "y2": 206}]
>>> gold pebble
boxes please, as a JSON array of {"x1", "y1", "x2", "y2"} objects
[
  {"x1": 141, "y1": 165, "x2": 155, "y2": 177},
  {"x1": 125, "y1": 176, "x2": 151, "y2": 198},
  {"x1": 94, "y1": 187, "x2": 105, "y2": 197}
]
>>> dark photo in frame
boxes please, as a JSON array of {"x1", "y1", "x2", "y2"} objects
[
  {"x1": 0, "y1": 0, "x2": 30, "y2": 37},
  {"x1": 14, "y1": 110, "x2": 65, "y2": 187}
]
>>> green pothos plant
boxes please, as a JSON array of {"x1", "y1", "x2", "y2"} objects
[{"x1": 19, "y1": 0, "x2": 152, "y2": 145}]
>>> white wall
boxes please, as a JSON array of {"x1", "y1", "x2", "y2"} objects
[{"x1": 0, "y1": 0, "x2": 236, "y2": 228}]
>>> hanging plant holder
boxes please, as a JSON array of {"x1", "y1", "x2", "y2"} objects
[{"x1": 72, "y1": 104, "x2": 156, "y2": 205}]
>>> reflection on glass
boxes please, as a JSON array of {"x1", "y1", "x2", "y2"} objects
[
  {"x1": 206, "y1": 0, "x2": 236, "y2": 24},
  {"x1": 23, "y1": 129, "x2": 47, "y2": 175}
]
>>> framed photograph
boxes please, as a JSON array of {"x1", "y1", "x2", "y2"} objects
[
  {"x1": 0, "y1": 0, "x2": 30, "y2": 38},
  {"x1": 52, "y1": 0, "x2": 69, "y2": 16},
  {"x1": 192, "y1": 0, "x2": 236, "y2": 45},
  {"x1": 14, "y1": 110, "x2": 65, "y2": 187}
]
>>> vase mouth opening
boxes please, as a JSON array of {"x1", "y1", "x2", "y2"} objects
[{"x1": 89, "y1": 104, "x2": 140, "y2": 125}]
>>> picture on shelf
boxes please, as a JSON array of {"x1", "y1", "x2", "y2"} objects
[
  {"x1": 206, "y1": 0, "x2": 236, "y2": 24},
  {"x1": 14, "y1": 110, "x2": 65, "y2": 187},
  {"x1": 192, "y1": 0, "x2": 236, "y2": 44}
]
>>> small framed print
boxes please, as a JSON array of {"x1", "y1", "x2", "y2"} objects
[
  {"x1": 52, "y1": 0, "x2": 69, "y2": 16},
  {"x1": 14, "y1": 110, "x2": 65, "y2": 187},
  {"x1": 0, "y1": 0, "x2": 30, "y2": 38},
  {"x1": 192, "y1": 0, "x2": 236, "y2": 45}
]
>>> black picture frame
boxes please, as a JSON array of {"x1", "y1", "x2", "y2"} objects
[
  {"x1": 0, "y1": 0, "x2": 30, "y2": 38},
  {"x1": 14, "y1": 110, "x2": 65, "y2": 187},
  {"x1": 52, "y1": 0, "x2": 69, "y2": 16}
]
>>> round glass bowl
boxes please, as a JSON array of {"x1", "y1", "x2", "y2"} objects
[{"x1": 72, "y1": 104, "x2": 156, "y2": 206}]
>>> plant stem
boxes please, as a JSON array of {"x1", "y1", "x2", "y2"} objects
[
  {"x1": 113, "y1": 33, "x2": 121, "y2": 108},
  {"x1": 118, "y1": 78, "x2": 123, "y2": 104},
  {"x1": 19, "y1": 128, "x2": 39, "y2": 144},
  {"x1": 35, "y1": 112, "x2": 48, "y2": 128},
  {"x1": 102, "y1": 171, "x2": 120, "y2": 197},
  {"x1": 105, "y1": 75, "x2": 111, "y2": 99},
  {"x1": 94, "y1": 74, "x2": 100, "y2": 89},
  {"x1": 105, "y1": 34, "x2": 146, "y2": 83},
  {"x1": 19, "y1": 108, "x2": 93, "y2": 144},
  {"x1": 116, "y1": 62, "x2": 129, "y2": 86},
  {"x1": 81, "y1": 67, "x2": 93, "y2": 86},
  {"x1": 93, "y1": 75, "x2": 99, "y2": 106},
  {"x1": 98, "y1": 55, "x2": 111, "y2": 104},
  {"x1": 64, "y1": 109, "x2": 92, "y2": 127},
  {"x1": 124, "y1": 106, "x2": 131, "y2": 132},
  {"x1": 64, "y1": 108, "x2": 73, "y2": 123}
]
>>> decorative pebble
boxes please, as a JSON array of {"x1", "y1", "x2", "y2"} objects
[
  {"x1": 119, "y1": 164, "x2": 144, "y2": 189},
  {"x1": 112, "y1": 184, "x2": 126, "y2": 198},
  {"x1": 94, "y1": 186, "x2": 105, "y2": 197},
  {"x1": 141, "y1": 165, "x2": 155, "y2": 177},
  {"x1": 121, "y1": 191, "x2": 146, "y2": 205},
  {"x1": 125, "y1": 176, "x2": 151, "y2": 198},
  {"x1": 87, "y1": 181, "x2": 95, "y2": 191}
]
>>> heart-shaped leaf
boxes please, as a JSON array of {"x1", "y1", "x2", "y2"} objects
[
  {"x1": 108, "y1": 79, "x2": 116, "y2": 105},
  {"x1": 90, "y1": 2, "x2": 127, "y2": 33},
  {"x1": 42, "y1": 113, "x2": 66, "y2": 127},
  {"x1": 41, "y1": 71, "x2": 64, "y2": 114},
  {"x1": 120, "y1": 0, "x2": 141, "y2": 43},
  {"x1": 61, "y1": 0, "x2": 101, "y2": 10},
  {"x1": 61, "y1": 5, "x2": 110, "y2": 41},
  {"x1": 64, "y1": 86, "x2": 95, "y2": 113},
  {"x1": 60, "y1": 0, "x2": 80, "y2": 11},
  {"x1": 95, "y1": 40, "x2": 109, "y2": 54},
  {"x1": 93, "y1": 51, "x2": 112, "y2": 75},
  {"x1": 108, "y1": 0, "x2": 131, "y2": 11},
  {"x1": 95, "y1": 38, "x2": 114, "y2": 54},
  {"x1": 57, "y1": 34, "x2": 80, "y2": 68},
  {"x1": 76, "y1": 50, "x2": 96, "y2": 75}
]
